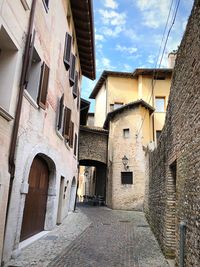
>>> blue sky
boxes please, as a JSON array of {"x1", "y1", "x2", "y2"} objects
[{"x1": 81, "y1": 0, "x2": 194, "y2": 111}]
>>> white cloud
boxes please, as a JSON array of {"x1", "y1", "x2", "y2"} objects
[
  {"x1": 101, "y1": 26, "x2": 124, "y2": 37},
  {"x1": 123, "y1": 64, "x2": 133, "y2": 72},
  {"x1": 147, "y1": 54, "x2": 156, "y2": 64},
  {"x1": 99, "y1": 9, "x2": 126, "y2": 38},
  {"x1": 99, "y1": 10, "x2": 126, "y2": 26},
  {"x1": 135, "y1": 0, "x2": 171, "y2": 28},
  {"x1": 104, "y1": 0, "x2": 118, "y2": 9},
  {"x1": 96, "y1": 57, "x2": 116, "y2": 73},
  {"x1": 124, "y1": 29, "x2": 139, "y2": 41},
  {"x1": 116, "y1": 44, "x2": 138, "y2": 54},
  {"x1": 95, "y1": 34, "x2": 105, "y2": 42}
]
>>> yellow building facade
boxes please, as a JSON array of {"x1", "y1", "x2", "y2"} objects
[{"x1": 89, "y1": 69, "x2": 172, "y2": 209}]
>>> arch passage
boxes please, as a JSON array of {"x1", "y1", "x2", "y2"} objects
[
  {"x1": 79, "y1": 126, "x2": 108, "y2": 165},
  {"x1": 20, "y1": 156, "x2": 49, "y2": 241}
]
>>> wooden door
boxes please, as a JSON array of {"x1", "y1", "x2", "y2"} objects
[{"x1": 20, "y1": 156, "x2": 49, "y2": 241}]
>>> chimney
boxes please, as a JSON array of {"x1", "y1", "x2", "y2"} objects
[{"x1": 168, "y1": 50, "x2": 177, "y2": 68}]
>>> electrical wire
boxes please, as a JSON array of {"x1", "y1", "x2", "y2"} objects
[{"x1": 136, "y1": 0, "x2": 181, "y2": 138}]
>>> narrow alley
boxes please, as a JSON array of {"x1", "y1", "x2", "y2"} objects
[{"x1": 9, "y1": 205, "x2": 169, "y2": 267}]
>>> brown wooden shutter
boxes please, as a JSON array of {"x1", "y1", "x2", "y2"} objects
[
  {"x1": 77, "y1": 88, "x2": 80, "y2": 109},
  {"x1": 69, "y1": 54, "x2": 76, "y2": 86},
  {"x1": 63, "y1": 33, "x2": 72, "y2": 70},
  {"x1": 69, "y1": 121, "x2": 74, "y2": 148},
  {"x1": 38, "y1": 62, "x2": 50, "y2": 109},
  {"x1": 57, "y1": 94, "x2": 64, "y2": 131},
  {"x1": 63, "y1": 107, "x2": 71, "y2": 140},
  {"x1": 73, "y1": 71, "x2": 78, "y2": 98},
  {"x1": 24, "y1": 30, "x2": 36, "y2": 87},
  {"x1": 74, "y1": 133, "x2": 77, "y2": 156}
]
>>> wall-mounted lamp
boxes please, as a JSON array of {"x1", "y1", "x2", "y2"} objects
[{"x1": 122, "y1": 155, "x2": 129, "y2": 171}]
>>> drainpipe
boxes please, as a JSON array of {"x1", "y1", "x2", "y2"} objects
[
  {"x1": 179, "y1": 221, "x2": 186, "y2": 267},
  {"x1": 2, "y1": 0, "x2": 37, "y2": 260}
]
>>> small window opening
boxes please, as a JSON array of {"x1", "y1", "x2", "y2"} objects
[
  {"x1": 121, "y1": 172, "x2": 133, "y2": 184},
  {"x1": 123, "y1": 128, "x2": 130, "y2": 138},
  {"x1": 155, "y1": 97, "x2": 165, "y2": 112}
]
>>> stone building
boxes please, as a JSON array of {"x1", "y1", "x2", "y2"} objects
[
  {"x1": 0, "y1": 0, "x2": 95, "y2": 264},
  {"x1": 144, "y1": 1, "x2": 200, "y2": 266},
  {"x1": 83, "y1": 68, "x2": 172, "y2": 209}
]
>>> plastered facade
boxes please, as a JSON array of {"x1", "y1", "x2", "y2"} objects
[
  {"x1": 0, "y1": 0, "x2": 84, "y2": 264},
  {"x1": 107, "y1": 107, "x2": 151, "y2": 210}
]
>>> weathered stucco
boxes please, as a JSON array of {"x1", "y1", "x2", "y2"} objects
[{"x1": 1, "y1": 0, "x2": 82, "y2": 264}]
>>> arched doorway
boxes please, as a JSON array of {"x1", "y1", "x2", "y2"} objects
[
  {"x1": 20, "y1": 156, "x2": 49, "y2": 241},
  {"x1": 69, "y1": 177, "x2": 76, "y2": 211}
]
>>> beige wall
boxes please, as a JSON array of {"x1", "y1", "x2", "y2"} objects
[
  {"x1": 0, "y1": 0, "x2": 32, "y2": 262},
  {"x1": 1, "y1": 0, "x2": 83, "y2": 263},
  {"x1": 107, "y1": 107, "x2": 151, "y2": 210},
  {"x1": 107, "y1": 77, "x2": 138, "y2": 111},
  {"x1": 94, "y1": 83, "x2": 107, "y2": 127},
  {"x1": 94, "y1": 74, "x2": 171, "y2": 143}
]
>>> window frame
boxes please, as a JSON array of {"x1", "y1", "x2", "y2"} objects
[
  {"x1": 63, "y1": 33, "x2": 72, "y2": 71},
  {"x1": 42, "y1": 0, "x2": 49, "y2": 12},
  {"x1": 123, "y1": 128, "x2": 130, "y2": 139},
  {"x1": 121, "y1": 172, "x2": 133, "y2": 185},
  {"x1": 155, "y1": 97, "x2": 165, "y2": 112}
]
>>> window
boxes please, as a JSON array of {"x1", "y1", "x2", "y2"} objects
[
  {"x1": 170, "y1": 160, "x2": 177, "y2": 192},
  {"x1": 63, "y1": 33, "x2": 72, "y2": 71},
  {"x1": 63, "y1": 107, "x2": 71, "y2": 140},
  {"x1": 72, "y1": 71, "x2": 78, "y2": 98},
  {"x1": 74, "y1": 133, "x2": 77, "y2": 156},
  {"x1": 114, "y1": 102, "x2": 123, "y2": 110},
  {"x1": 121, "y1": 172, "x2": 133, "y2": 184},
  {"x1": 123, "y1": 129, "x2": 130, "y2": 138},
  {"x1": 37, "y1": 62, "x2": 50, "y2": 109},
  {"x1": 155, "y1": 97, "x2": 165, "y2": 112},
  {"x1": 57, "y1": 94, "x2": 64, "y2": 131},
  {"x1": 156, "y1": 130, "x2": 162, "y2": 142},
  {"x1": 25, "y1": 48, "x2": 41, "y2": 101},
  {"x1": 42, "y1": 0, "x2": 49, "y2": 11},
  {"x1": 0, "y1": 26, "x2": 18, "y2": 113},
  {"x1": 69, "y1": 54, "x2": 76, "y2": 86},
  {"x1": 69, "y1": 121, "x2": 74, "y2": 148},
  {"x1": 154, "y1": 76, "x2": 166, "y2": 80}
]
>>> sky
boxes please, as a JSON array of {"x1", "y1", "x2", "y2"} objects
[{"x1": 81, "y1": 0, "x2": 194, "y2": 111}]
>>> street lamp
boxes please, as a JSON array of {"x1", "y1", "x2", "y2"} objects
[{"x1": 122, "y1": 155, "x2": 129, "y2": 171}]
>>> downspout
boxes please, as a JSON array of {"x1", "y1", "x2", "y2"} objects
[{"x1": 4, "y1": 0, "x2": 37, "y2": 242}]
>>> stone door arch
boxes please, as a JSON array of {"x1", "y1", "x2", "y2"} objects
[{"x1": 20, "y1": 156, "x2": 49, "y2": 241}]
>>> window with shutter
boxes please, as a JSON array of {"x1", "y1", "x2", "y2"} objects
[
  {"x1": 24, "y1": 29, "x2": 36, "y2": 86},
  {"x1": 73, "y1": 71, "x2": 78, "y2": 98},
  {"x1": 77, "y1": 88, "x2": 80, "y2": 109},
  {"x1": 63, "y1": 33, "x2": 72, "y2": 70},
  {"x1": 69, "y1": 54, "x2": 76, "y2": 87},
  {"x1": 63, "y1": 107, "x2": 71, "y2": 140},
  {"x1": 69, "y1": 121, "x2": 74, "y2": 148},
  {"x1": 42, "y1": 0, "x2": 49, "y2": 11},
  {"x1": 57, "y1": 94, "x2": 64, "y2": 131},
  {"x1": 74, "y1": 133, "x2": 77, "y2": 156},
  {"x1": 38, "y1": 62, "x2": 50, "y2": 109}
]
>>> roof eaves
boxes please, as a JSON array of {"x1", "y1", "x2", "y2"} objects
[{"x1": 103, "y1": 99, "x2": 155, "y2": 129}]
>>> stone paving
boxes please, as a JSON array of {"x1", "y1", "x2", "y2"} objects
[{"x1": 8, "y1": 205, "x2": 169, "y2": 267}]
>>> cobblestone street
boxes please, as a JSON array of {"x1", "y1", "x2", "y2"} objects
[{"x1": 9, "y1": 206, "x2": 169, "y2": 267}]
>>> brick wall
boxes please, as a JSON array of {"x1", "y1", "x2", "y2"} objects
[{"x1": 145, "y1": 1, "x2": 200, "y2": 266}]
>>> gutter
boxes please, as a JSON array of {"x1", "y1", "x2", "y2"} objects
[{"x1": 2, "y1": 0, "x2": 37, "y2": 261}]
